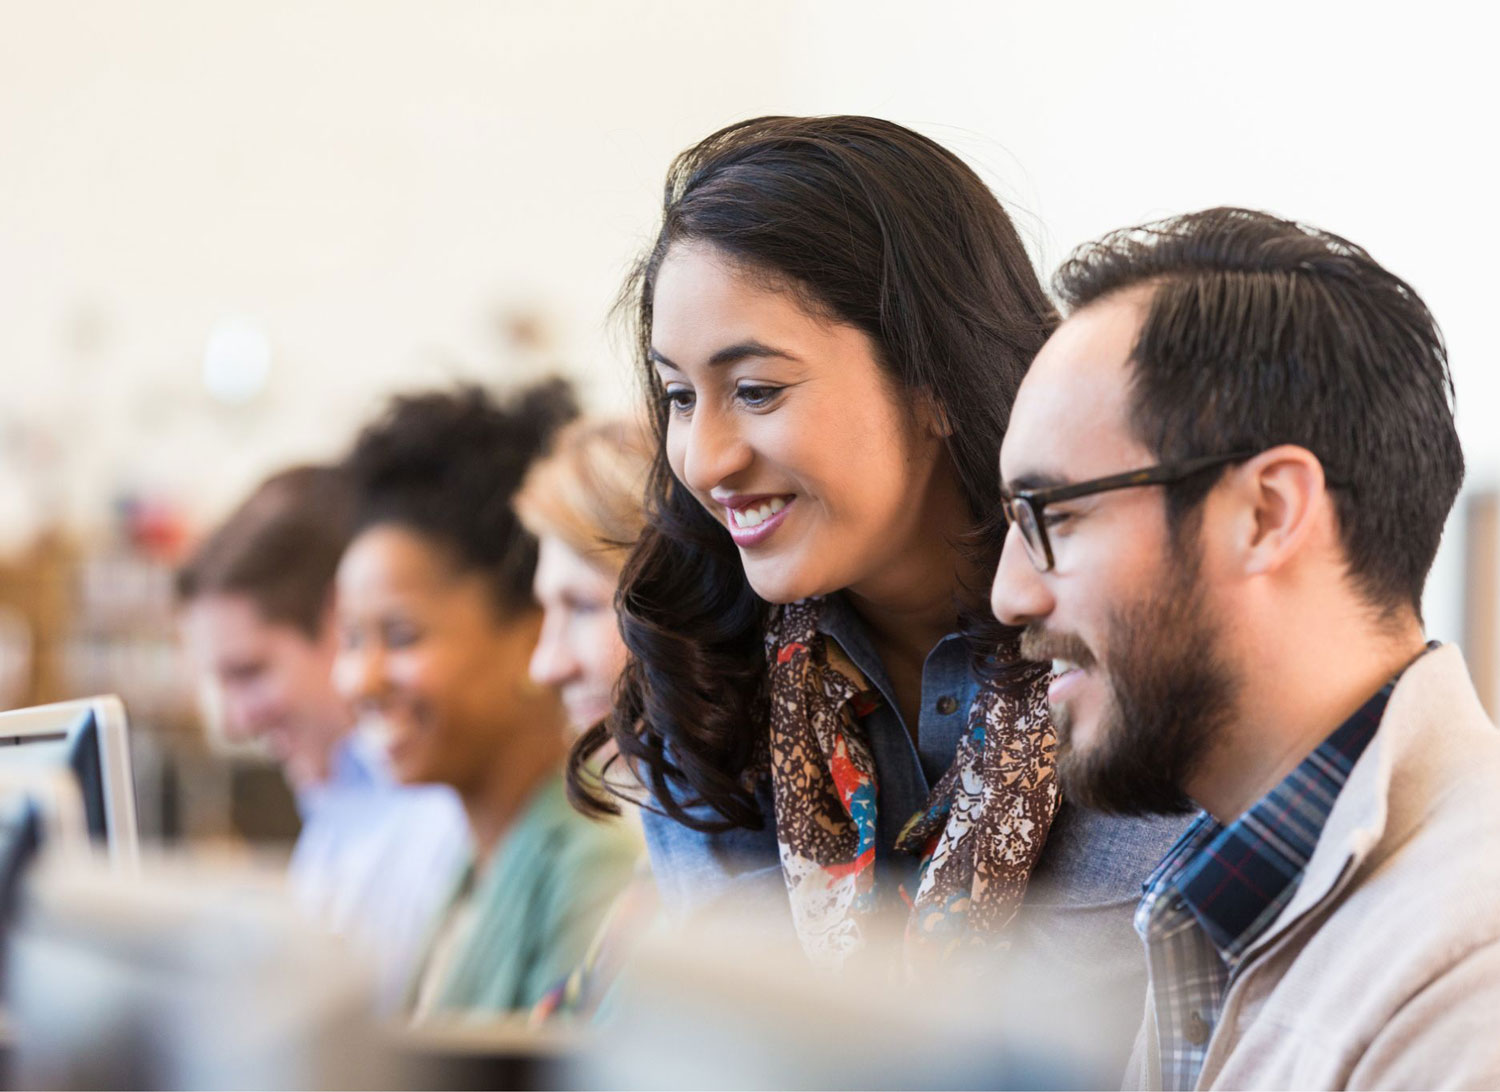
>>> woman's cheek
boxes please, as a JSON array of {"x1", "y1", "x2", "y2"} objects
[
  {"x1": 387, "y1": 648, "x2": 431, "y2": 701},
  {"x1": 664, "y1": 427, "x2": 688, "y2": 484},
  {"x1": 582, "y1": 614, "x2": 620, "y2": 684}
]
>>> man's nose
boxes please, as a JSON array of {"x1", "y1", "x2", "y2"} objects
[
  {"x1": 991, "y1": 522, "x2": 1056, "y2": 628},
  {"x1": 221, "y1": 688, "x2": 258, "y2": 739}
]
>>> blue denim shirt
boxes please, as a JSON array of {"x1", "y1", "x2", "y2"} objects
[{"x1": 639, "y1": 593, "x2": 976, "y2": 912}]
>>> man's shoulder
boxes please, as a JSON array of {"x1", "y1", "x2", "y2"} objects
[
  {"x1": 1382, "y1": 641, "x2": 1497, "y2": 756},
  {"x1": 1372, "y1": 642, "x2": 1500, "y2": 879},
  {"x1": 1211, "y1": 649, "x2": 1500, "y2": 1085}
]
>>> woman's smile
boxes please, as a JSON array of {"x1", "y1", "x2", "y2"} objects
[
  {"x1": 717, "y1": 492, "x2": 796, "y2": 547},
  {"x1": 652, "y1": 242, "x2": 962, "y2": 606}
]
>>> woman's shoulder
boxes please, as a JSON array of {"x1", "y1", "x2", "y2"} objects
[
  {"x1": 530, "y1": 776, "x2": 641, "y2": 861},
  {"x1": 524, "y1": 782, "x2": 643, "y2": 922},
  {"x1": 1028, "y1": 800, "x2": 1195, "y2": 905},
  {"x1": 637, "y1": 780, "x2": 781, "y2": 917}
]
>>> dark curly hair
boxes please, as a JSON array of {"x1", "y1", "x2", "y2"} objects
[
  {"x1": 343, "y1": 379, "x2": 579, "y2": 615},
  {"x1": 568, "y1": 116, "x2": 1057, "y2": 831}
]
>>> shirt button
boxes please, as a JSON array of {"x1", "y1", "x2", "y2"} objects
[
  {"x1": 1184, "y1": 1012, "x2": 1211, "y2": 1046},
  {"x1": 935, "y1": 695, "x2": 959, "y2": 715}
]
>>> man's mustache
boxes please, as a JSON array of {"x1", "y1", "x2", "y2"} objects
[{"x1": 1019, "y1": 626, "x2": 1096, "y2": 672}]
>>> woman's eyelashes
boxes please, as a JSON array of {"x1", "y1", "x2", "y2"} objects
[
  {"x1": 734, "y1": 383, "x2": 784, "y2": 409},
  {"x1": 380, "y1": 617, "x2": 423, "y2": 649},
  {"x1": 661, "y1": 381, "x2": 785, "y2": 418}
]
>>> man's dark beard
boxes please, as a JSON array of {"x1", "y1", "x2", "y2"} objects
[{"x1": 1033, "y1": 547, "x2": 1237, "y2": 817}]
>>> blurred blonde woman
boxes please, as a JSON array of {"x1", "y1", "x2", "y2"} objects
[
  {"x1": 514, "y1": 416, "x2": 656, "y2": 1021},
  {"x1": 516, "y1": 417, "x2": 652, "y2": 739}
]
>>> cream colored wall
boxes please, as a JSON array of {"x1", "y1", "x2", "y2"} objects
[
  {"x1": 1, "y1": 0, "x2": 1494, "y2": 639},
  {"x1": 0, "y1": 0, "x2": 804, "y2": 540}
]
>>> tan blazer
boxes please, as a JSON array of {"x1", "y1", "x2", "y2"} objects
[{"x1": 1129, "y1": 643, "x2": 1500, "y2": 1090}]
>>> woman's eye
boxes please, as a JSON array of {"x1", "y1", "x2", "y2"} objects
[
  {"x1": 663, "y1": 387, "x2": 695, "y2": 415},
  {"x1": 735, "y1": 384, "x2": 783, "y2": 409},
  {"x1": 1041, "y1": 509, "x2": 1073, "y2": 530},
  {"x1": 383, "y1": 622, "x2": 422, "y2": 649}
]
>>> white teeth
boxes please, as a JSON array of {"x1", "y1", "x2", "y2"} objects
[{"x1": 731, "y1": 498, "x2": 789, "y2": 530}]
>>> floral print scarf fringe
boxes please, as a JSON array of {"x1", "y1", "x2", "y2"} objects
[{"x1": 764, "y1": 597, "x2": 1059, "y2": 969}]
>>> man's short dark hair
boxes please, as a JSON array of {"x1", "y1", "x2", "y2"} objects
[
  {"x1": 176, "y1": 465, "x2": 354, "y2": 637},
  {"x1": 1053, "y1": 207, "x2": 1464, "y2": 617}
]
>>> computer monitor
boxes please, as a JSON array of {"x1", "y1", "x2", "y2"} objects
[{"x1": 0, "y1": 696, "x2": 139, "y2": 868}]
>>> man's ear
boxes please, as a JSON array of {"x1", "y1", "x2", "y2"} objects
[{"x1": 1229, "y1": 444, "x2": 1330, "y2": 577}]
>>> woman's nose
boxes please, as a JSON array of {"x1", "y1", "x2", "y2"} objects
[
  {"x1": 679, "y1": 404, "x2": 752, "y2": 494},
  {"x1": 333, "y1": 641, "x2": 385, "y2": 705},
  {"x1": 529, "y1": 620, "x2": 579, "y2": 689}
]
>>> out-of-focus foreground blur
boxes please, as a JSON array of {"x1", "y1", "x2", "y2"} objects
[{"x1": 0, "y1": 0, "x2": 1497, "y2": 1086}]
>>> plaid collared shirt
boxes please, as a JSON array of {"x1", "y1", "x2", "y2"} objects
[{"x1": 1134, "y1": 647, "x2": 1436, "y2": 1090}]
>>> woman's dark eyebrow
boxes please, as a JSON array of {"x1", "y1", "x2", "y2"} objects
[{"x1": 649, "y1": 340, "x2": 800, "y2": 371}]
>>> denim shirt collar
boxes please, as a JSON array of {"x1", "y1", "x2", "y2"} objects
[{"x1": 813, "y1": 592, "x2": 968, "y2": 721}]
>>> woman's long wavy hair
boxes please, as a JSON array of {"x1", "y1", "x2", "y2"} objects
[{"x1": 567, "y1": 116, "x2": 1057, "y2": 831}]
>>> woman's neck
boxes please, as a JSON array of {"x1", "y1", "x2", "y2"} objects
[
  {"x1": 840, "y1": 468, "x2": 983, "y2": 736},
  {"x1": 843, "y1": 584, "x2": 960, "y2": 669},
  {"x1": 460, "y1": 706, "x2": 568, "y2": 864}
]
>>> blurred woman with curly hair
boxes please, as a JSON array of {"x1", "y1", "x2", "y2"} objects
[{"x1": 334, "y1": 379, "x2": 640, "y2": 1020}]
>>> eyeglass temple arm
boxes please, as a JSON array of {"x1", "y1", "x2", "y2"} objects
[{"x1": 1020, "y1": 451, "x2": 1259, "y2": 506}]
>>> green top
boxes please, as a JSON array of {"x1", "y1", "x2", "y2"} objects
[{"x1": 410, "y1": 772, "x2": 641, "y2": 1018}]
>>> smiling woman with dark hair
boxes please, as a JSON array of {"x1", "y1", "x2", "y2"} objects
[
  {"x1": 567, "y1": 116, "x2": 1187, "y2": 1062},
  {"x1": 333, "y1": 380, "x2": 640, "y2": 1020}
]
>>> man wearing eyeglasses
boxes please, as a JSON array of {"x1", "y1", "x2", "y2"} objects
[{"x1": 991, "y1": 207, "x2": 1500, "y2": 1090}]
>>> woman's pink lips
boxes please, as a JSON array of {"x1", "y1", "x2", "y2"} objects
[{"x1": 724, "y1": 496, "x2": 795, "y2": 548}]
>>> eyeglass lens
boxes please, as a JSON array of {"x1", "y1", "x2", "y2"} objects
[{"x1": 1013, "y1": 499, "x2": 1050, "y2": 572}]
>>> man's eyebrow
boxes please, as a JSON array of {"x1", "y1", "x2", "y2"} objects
[
  {"x1": 649, "y1": 340, "x2": 800, "y2": 371},
  {"x1": 1004, "y1": 470, "x2": 1071, "y2": 493}
]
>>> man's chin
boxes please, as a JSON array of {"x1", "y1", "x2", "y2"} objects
[
  {"x1": 1050, "y1": 699, "x2": 1102, "y2": 757},
  {"x1": 1056, "y1": 735, "x2": 1201, "y2": 818}
]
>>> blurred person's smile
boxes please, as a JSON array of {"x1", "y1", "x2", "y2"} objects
[{"x1": 333, "y1": 524, "x2": 550, "y2": 793}]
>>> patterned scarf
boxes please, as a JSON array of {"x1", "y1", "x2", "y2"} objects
[{"x1": 764, "y1": 597, "x2": 1058, "y2": 968}]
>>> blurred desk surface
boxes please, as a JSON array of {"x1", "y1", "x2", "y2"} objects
[{"x1": 392, "y1": 1019, "x2": 578, "y2": 1090}]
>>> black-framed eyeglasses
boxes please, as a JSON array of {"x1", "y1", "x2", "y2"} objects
[{"x1": 1000, "y1": 451, "x2": 1258, "y2": 572}]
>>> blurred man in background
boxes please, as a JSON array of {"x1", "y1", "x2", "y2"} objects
[{"x1": 177, "y1": 465, "x2": 467, "y2": 1007}]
